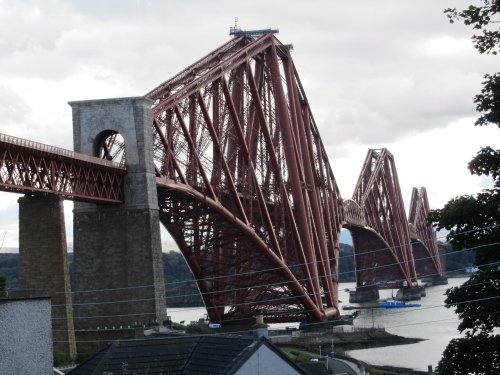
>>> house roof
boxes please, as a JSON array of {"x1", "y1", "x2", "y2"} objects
[{"x1": 68, "y1": 335, "x2": 306, "y2": 375}]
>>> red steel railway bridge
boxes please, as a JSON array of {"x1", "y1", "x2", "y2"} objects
[{"x1": 0, "y1": 31, "x2": 444, "y2": 357}]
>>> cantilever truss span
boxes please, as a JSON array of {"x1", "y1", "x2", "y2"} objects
[
  {"x1": 147, "y1": 33, "x2": 343, "y2": 323},
  {"x1": 409, "y1": 187, "x2": 443, "y2": 278},
  {"x1": 348, "y1": 148, "x2": 418, "y2": 289}
]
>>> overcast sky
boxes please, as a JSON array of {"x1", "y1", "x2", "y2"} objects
[{"x1": 0, "y1": 0, "x2": 498, "y2": 249}]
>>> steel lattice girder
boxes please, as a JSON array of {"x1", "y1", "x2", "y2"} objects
[
  {"x1": 148, "y1": 34, "x2": 343, "y2": 323},
  {"x1": 0, "y1": 133, "x2": 126, "y2": 203},
  {"x1": 409, "y1": 187, "x2": 443, "y2": 277},
  {"x1": 351, "y1": 148, "x2": 418, "y2": 288}
]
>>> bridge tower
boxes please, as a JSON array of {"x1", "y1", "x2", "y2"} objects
[{"x1": 69, "y1": 97, "x2": 167, "y2": 340}]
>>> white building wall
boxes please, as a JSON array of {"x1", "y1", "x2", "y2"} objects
[
  {"x1": 0, "y1": 297, "x2": 53, "y2": 375},
  {"x1": 236, "y1": 345, "x2": 302, "y2": 375}
]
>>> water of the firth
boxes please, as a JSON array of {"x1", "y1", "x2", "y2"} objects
[{"x1": 168, "y1": 277, "x2": 467, "y2": 371}]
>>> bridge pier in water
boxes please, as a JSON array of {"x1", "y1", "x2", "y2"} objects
[
  {"x1": 349, "y1": 287, "x2": 380, "y2": 303},
  {"x1": 396, "y1": 285, "x2": 425, "y2": 301},
  {"x1": 70, "y1": 97, "x2": 167, "y2": 348},
  {"x1": 18, "y1": 195, "x2": 76, "y2": 361},
  {"x1": 421, "y1": 275, "x2": 449, "y2": 286}
]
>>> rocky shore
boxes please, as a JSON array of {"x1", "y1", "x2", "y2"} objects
[
  {"x1": 284, "y1": 326, "x2": 423, "y2": 351},
  {"x1": 277, "y1": 327, "x2": 428, "y2": 374}
]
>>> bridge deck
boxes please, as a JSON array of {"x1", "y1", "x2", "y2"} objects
[{"x1": 0, "y1": 133, "x2": 126, "y2": 203}]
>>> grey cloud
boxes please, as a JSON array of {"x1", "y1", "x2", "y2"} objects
[
  {"x1": 0, "y1": 0, "x2": 493, "y2": 208},
  {"x1": 0, "y1": 1, "x2": 84, "y2": 80},
  {"x1": 0, "y1": 49, "x2": 78, "y2": 80},
  {"x1": 0, "y1": 195, "x2": 19, "y2": 224},
  {"x1": 0, "y1": 86, "x2": 31, "y2": 126},
  {"x1": 0, "y1": 193, "x2": 20, "y2": 248},
  {"x1": 298, "y1": 37, "x2": 491, "y2": 147}
]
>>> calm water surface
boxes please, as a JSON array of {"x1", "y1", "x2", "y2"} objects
[
  {"x1": 344, "y1": 278, "x2": 467, "y2": 371},
  {"x1": 167, "y1": 278, "x2": 468, "y2": 371}
]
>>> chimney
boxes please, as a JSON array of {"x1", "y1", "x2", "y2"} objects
[{"x1": 252, "y1": 313, "x2": 268, "y2": 339}]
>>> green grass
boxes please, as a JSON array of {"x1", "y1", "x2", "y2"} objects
[{"x1": 281, "y1": 347, "x2": 315, "y2": 363}]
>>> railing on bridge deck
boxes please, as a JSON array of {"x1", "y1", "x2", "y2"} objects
[{"x1": 0, "y1": 133, "x2": 126, "y2": 203}]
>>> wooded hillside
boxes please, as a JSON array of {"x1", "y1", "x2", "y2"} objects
[{"x1": 0, "y1": 242, "x2": 472, "y2": 306}]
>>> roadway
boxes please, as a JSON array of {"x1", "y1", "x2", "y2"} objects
[{"x1": 326, "y1": 356, "x2": 364, "y2": 375}]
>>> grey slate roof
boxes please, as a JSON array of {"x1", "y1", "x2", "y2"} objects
[{"x1": 68, "y1": 335, "x2": 305, "y2": 375}]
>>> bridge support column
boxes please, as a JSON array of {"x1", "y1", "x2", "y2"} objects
[
  {"x1": 396, "y1": 286, "x2": 424, "y2": 301},
  {"x1": 421, "y1": 276, "x2": 448, "y2": 286},
  {"x1": 18, "y1": 195, "x2": 76, "y2": 361},
  {"x1": 349, "y1": 287, "x2": 379, "y2": 303},
  {"x1": 70, "y1": 97, "x2": 167, "y2": 341}
]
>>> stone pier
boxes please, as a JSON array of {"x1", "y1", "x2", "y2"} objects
[
  {"x1": 18, "y1": 195, "x2": 76, "y2": 360},
  {"x1": 396, "y1": 285, "x2": 424, "y2": 301},
  {"x1": 422, "y1": 275, "x2": 449, "y2": 286},
  {"x1": 69, "y1": 97, "x2": 167, "y2": 337},
  {"x1": 349, "y1": 287, "x2": 380, "y2": 303}
]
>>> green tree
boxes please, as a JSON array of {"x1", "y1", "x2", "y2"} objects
[{"x1": 430, "y1": 2, "x2": 500, "y2": 374}]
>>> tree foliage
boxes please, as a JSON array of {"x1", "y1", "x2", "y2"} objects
[
  {"x1": 437, "y1": 334, "x2": 500, "y2": 374},
  {"x1": 444, "y1": 1, "x2": 500, "y2": 55},
  {"x1": 431, "y1": 2, "x2": 500, "y2": 374},
  {"x1": 474, "y1": 73, "x2": 500, "y2": 126},
  {"x1": 445, "y1": 1, "x2": 500, "y2": 127}
]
